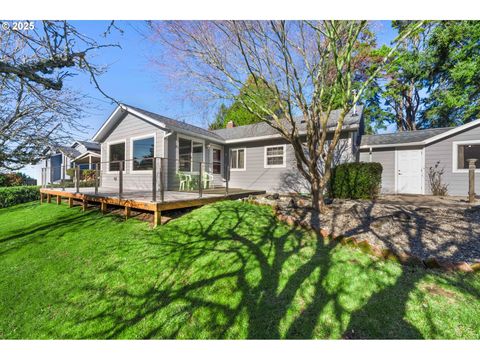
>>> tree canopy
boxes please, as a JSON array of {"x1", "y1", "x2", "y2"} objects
[{"x1": 209, "y1": 76, "x2": 284, "y2": 130}]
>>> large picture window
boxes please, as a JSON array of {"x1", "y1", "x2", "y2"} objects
[
  {"x1": 179, "y1": 137, "x2": 203, "y2": 172},
  {"x1": 264, "y1": 145, "x2": 286, "y2": 168},
  {"x1": 456, "y1": 142, "x2": 480, "y2": 170},
  {"x1": 230, "y1": 148, "x2": 245, "y2": 170},
  {"x1": 132, "y1": 137, "x2": 154, "y2": 171},
  {"x1": 212, "y1": 148, "x2": 222, "y2": 174},
  {"x1": 109, "y1": 142, "x2": 125, "y2": 171}
]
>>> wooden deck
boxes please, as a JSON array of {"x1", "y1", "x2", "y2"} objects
[{"x1": 39, "y1": 187, "x2": 265, "y2": 226}]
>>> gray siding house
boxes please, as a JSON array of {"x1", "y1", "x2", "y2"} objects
[
  {"x1": 360, "y1": 120, "x2": 480, "y2": 196},
  {"x1": 43, "y1": 140, "x2": 101, "y2": 183},
  {"x1": 90, "y1": 103, "x2": 480, "y2": 197},
  {"x1": 92, "y1": 104, "x2": 362, "y2": 194}
]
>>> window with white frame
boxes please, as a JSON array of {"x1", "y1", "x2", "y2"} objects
[
  {"x1": 265, "y1": 145, "x2": 286, "y2": 167},
  {"x1": 455, "y1": 142, "x2": 480, "y2": 170},
  {"x1": 109, "y1": 142, "x2": 125, "y2": 171},
  {"x1": 132, "y1": 136, "x2": 154, "y2": 171},
  {"x1": 230, "y1": 148, "x2": 245, "y2": 170}
]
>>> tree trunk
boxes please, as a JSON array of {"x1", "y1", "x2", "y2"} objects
[{"x1": 311, "y1": 179, "x2": 327, "y2": 213}]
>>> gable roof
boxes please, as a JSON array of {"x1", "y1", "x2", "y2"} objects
[
  {"x1": 93, "y1": 104, "x2": 363, "y2": 144},
  {"x1": 360, "y1": 127, "x2": 453, "y2": 147},
  {"x1": 126, "y1": 105, "x2": 224, "y2": 142},
  {"x1": 73, "y1": 140, "x2": 101, "y2": 153},
  {"x1": 212, "y1": 107, "x2": 363, "y2": 142},
  {"x1": 360, "y1": 118, "x2": 480, "y2": 149}
]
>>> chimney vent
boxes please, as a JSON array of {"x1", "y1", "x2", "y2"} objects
[{"x1": 226, "y1": 120, "x2": 235, "y2": 129}]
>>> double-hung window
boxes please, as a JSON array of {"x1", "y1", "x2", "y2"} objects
[
  {"x1": 230, "y1": 148, "x2": 245, "y2": 171},
  {"x1": 264, "y1": 145, "x2": 286, "y2": 168},
  {"x1": 109, "y1": 142, "x2": 125, "y2": 171}
]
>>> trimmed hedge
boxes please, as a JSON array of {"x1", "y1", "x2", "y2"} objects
[
  {"x1": 330, "y1": 162, "x2": 383, "y2": 200},
  {"x1": 0, "y1": 186, "x2": 41, "y2": 208}
]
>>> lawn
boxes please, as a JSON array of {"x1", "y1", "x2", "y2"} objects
[{"x1": 0, "y1": 201, "x2": 479, "y2": 339}]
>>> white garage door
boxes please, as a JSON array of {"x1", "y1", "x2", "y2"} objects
[{"x1": 396, "y1": 149, "x2": 424, "y2": 194}]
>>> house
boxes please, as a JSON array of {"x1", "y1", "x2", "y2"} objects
[
  {"x1": 359, "y1": 120, "x2": 480, "y2": 196},
  {"x1": 43, "y1": 140, "x2": 101, "y2": 183},
  {"x1": 91, "y1": 104, "x2": 362, "y2": 194}
]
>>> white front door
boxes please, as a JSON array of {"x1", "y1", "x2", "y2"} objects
[{"x1": 396, "y1": 149, "x2": 423, "y2": 194}]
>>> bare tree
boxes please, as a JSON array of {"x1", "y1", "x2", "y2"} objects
[
  {"x1": 0, "y1": 20, "x2": 119, "y2": 170},
  {"x1": 150, "y1": 20, "x2": 423, "y2": 211}
]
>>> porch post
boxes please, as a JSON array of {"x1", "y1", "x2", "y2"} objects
[
  {"x1": 225, "y1": 163, "x2": 229, "y2": 196},
  {"x1": 199, "y1": 161, "x2": 203, "y2": 198},
  {"x1": 152, "y1": 157, "x2": 157, "y2": 202},
  {"x1": 62, "y1": 164, "x2": 66, "y2": 191},
  {"x1": 468, "y1": 158, "x2": 477, "y2": 203},
  {"x1": 75, "y1": 166, "x2": 80, "y2": 193},
  {"x1": 118, "y1": 161, "x2": 123, "y2": 199},
  {"x1": 160, "y1": 157, "x2": 165, "y2": 203},
  {"x1": 94, "y1": 163, "x2": 99, "y2": 195},
  {"x1": 89, "y1": 155, "x2": 92, "y2": 170}
]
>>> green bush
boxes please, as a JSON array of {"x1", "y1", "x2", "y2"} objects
[
  {"x1": 330, "y1": 162, "x2": 383, "y2": 200},
  {"x1": 0, "y1": 172, "x2": 36, "y2": 187},
  {"x1": 0, "y1": 186, "x2": 41, "y2": 208}
]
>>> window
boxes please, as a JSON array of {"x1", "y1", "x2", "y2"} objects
[
  {"x1": 230, "y1": 148, "x2": 245, "y2": 170},
  {"x1": 132, "y1": 137, "x2": 154, "y2": 171},
  {"x1": 178, "y1": 137, "x2": 204, "y2": 172},
  {"x1": 213, "y1": 148, "x2": 222, "y2": 174},
  {"x1": 109, "y1": 142, "x2": 125, "y2": 171},
  {"x1": 265, "y1": 145, "x2": 286, "y2": 168},
  {"x1": 456, "y1": 143, "x2": 480, "y2": 170}
]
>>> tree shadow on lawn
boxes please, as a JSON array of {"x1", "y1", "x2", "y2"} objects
[
  {"x1": 61, "y1": 200, "x2": 469, "y2": 340},
  {"x1": 8, "y1": 201, "x2": 477, "y2": 339}
]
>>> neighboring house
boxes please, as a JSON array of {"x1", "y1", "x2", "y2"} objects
[
  {"x1": 91, "y1": 104, "x2": 363, "y2": 193},
  {"x1": 359, "y1": 120, "x2": 480, "y2": 196},
  {"x1": 43, "y1": 140, "x2": 101, "y2": 183}
]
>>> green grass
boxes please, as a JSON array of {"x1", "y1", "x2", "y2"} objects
[{"x1": 0, "y1": 201, "x2": 479, "y2": 339}]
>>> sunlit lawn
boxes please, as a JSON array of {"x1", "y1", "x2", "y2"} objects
[{"x1": 0, "y1": 200, "x2": 479, "y2": 339}]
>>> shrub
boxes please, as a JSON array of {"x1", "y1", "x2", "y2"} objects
[
  {"x1": 0, "y1": 186, "x2": 40, "y2": 208},
  {"x1": 0, "y1": 172, "x2": 36, "y2": 187},
  {"x1": 330, "y1": 162, "x2": 383, "y2": 200},
  {"x1": 428, "y1": 161, "x2": 448, "y2": 196}
]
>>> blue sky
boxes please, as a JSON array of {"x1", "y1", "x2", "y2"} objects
[{"x1": 66, "y1": 20, "x2": 398, "y2": 141}]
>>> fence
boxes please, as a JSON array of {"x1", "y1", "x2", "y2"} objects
[{"x1": 41, "y1": 156, "x2": 230, "y2": 203}]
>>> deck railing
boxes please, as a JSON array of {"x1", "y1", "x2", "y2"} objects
[{"x1": 41, "y1": 156, "x2": 230, "y2": 203}]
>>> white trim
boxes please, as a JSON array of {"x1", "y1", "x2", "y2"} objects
[
  {"x1": 360, "y1": 141, "x2": 425, "y2": 150},
  {"x1": 129, "y1": 133, "x2": 157, "y2": 173},
  {"x1": 225, "y1": 133, "x2": 284, "y2": 144},
  {"x1": 92, "y1": 105, "x2": 125, "y2": 142},
  {"x1": 230, "y1": 148, "x2": 247, "y2": 171},
  {"x1": 72, "y1": 151, "x2": 101, "y2": 162},
  {"x1": 176, "y1": 134, "x2": 206, "y2": 173},
  {"x1": 105, "y1": 139, "x2": 127, "y2": 174},
  {"x1": 361, "y1": 118, "x2": 480, "y2": 150},
  {"x1": 425, "y1": 119, "x2": 480, "y2": 144},
  {"x1": 452, "y1": 140, "x2": 480, "y2": 173},
  {"x1": 264, "y1": 144, "x2": 286, "y2": 168}
]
